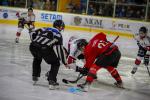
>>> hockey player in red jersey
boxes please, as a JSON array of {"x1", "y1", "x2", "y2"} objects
[{"x1": 77, "y1": 32, "x2": 123, "y2": 91}]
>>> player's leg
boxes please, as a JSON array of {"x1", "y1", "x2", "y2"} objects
[
  {"x1": 106, "y1": 66, "x2": 123, "y2": 87},
  {"x1": 106, "y1": 49, "x2": 123, "y2": 88},
  {"x1": 29, "y1": 43, "x2": 42, "y2": 84},
  {"x1": 15, "y1": 20, "x2": 24, "y2": 43},
  {"x1": 42, "y1": 48, "x2": 60, "y2": 89},
  {"x1": 131, "y1": 47, "x2": 146, "y2": 74}
]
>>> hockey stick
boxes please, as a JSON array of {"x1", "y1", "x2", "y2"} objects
[
  {"x1": 145, "y1": 65, "x2": 150, "y2": 77},
  {"x1": 62, "y1": 73, "x2": 84, "y2": 84},
  {"x1": 113, "y1": 36, "x2": 119, "y2": 43},
  {"x1": 24, "y1": 24, "x2": 30, "y2": 30}
]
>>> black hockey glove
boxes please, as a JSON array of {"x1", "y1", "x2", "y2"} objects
[
  {"x1": 144, "y1": 55, "x2": 149, "y2": 66},
  {"x1": 76, "y1": 66, "x2": 89, "y2": 76}
]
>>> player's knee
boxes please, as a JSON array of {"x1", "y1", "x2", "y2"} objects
[
  {"x1": 135, "y1": 58, "x2": 141, "y2": 65},
  {"x1": 89, "y1": 64, "x2": 100, "y2": 74}
]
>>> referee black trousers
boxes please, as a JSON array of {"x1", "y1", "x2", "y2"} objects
[{"x1": 29, "y1": 43, "x2": 60, "y2": 82}]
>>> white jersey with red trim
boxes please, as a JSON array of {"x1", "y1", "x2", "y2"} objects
[
  {"x1": 68, "y1": 37, "x2": 82, "y2": 59},
  {"x1": 19, "y1": 12, "x2": 35, "y2": 22},
  {"x1": 134, "y1": 34, "x2": 150, "y2": 48}
]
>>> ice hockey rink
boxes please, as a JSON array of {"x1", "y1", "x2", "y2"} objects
[{"x1": 0, "y1": 24, "x2": 150, "y2": 100}]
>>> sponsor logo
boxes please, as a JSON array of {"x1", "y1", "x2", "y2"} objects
[
  {"x1": 118, "y1": 24, "x2": 130, "y2": 29},
  {"x1": 74, "y1": 16, "x2": 82, "y2": 25},
  {"x1": 84, "y1": 18, "x2": 103, "y2": 28},
  {"x1": 41, "y1": 13, "x2": 62, "y2": 22},
  {"x1": 3, "y1": 13, "x2": 8, "y2": 18},
  {"x1": 111, "y1": 21, "x2": 131, "y2": 31}
]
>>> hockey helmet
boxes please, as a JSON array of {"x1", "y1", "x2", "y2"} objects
[
  {"x1": 139, "y1": 26, "x2": 148, "y2": 38},
  {"x1": 77, "y1": 39, "x2": 88, "y2": 50},
  {"x1": 28, "y1": 7, "x2": 33, "y2": 12},
  {"x1": 53, "y1": 20, "x2": 65, "y2": 31},
  {"x1": 139, "y1": 26, "x2": 148, "y2": 34}
]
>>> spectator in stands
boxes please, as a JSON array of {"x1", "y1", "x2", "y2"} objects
[
  {"x1": 71, "y1": 4, "x2": 82, "y2": 14},
  {"x1": 126, "y1": 7, "x2": 135, "y2": 18},
  {"x1": 88, "y1": 4, "x2": 95, "y2": 15},
  {"x1": 103, "y1": 4, "x2": 113, "y2": 17},
  {"x1": 1, "y1": 0, "x2": 9, "y2": 6},
  {"x1": 135, "y1": 10, "x2": 142, "y2": 19},
  {"x1": 44, "y1": 0, "x2": 51, "y2": 10},
  {"x1": 66, "y1": 1, "x2": 74, "y2": 13},
  {"x1": 140, "y1": 8, "x2": 145, "y2": 19},
  {"x1": 98, "y1": 6, "x2": 103, "y2": 16},
  {"x1": 51, "y1": 0, "x2": 57, "y2": 11},
  {"x1": 118, "y1": 6, "x2": 126, "y2": 17}
]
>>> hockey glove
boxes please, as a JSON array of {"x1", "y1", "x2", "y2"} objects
[
  {"x1": 67, "y1": 56, "x2": 76, "y2": 64},
  {"x1": 145, "y1": 46, "x2": 150, "y2": 51},
  {"x1": 76, "y1": 67, "x2": 89, "y2": 76}
]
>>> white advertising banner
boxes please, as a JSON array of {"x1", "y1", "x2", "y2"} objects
[{"x1": 0, "y1": 7, "x2": 150, "y2": 35}]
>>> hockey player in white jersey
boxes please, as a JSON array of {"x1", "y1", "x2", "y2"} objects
[
  {"x1": 67, "y1": 36, "x2": 86, "y2": 64},
  {"x1": 131, "y1": 26, "x2": 150, "y2": 74},
  {"x1": 15, "y1": 7, "x2": 35, "y2": 43},
  {"x1": 67, "y1": 36, "x2": 88, "y2": 73}
]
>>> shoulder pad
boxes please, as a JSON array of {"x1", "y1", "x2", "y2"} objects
[{"x1": 46, "y1": 28, "x2": 60, "y2": 35}]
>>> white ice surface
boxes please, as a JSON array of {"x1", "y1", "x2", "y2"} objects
[{"x1": 0, "y1": 24, "x2": 150, "y2": 100}]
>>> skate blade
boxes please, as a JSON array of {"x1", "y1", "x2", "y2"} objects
[
  {"x1": 49, "y1": 85, "x2": 59, "y2": 90},
  {"x1": 33, "y1": 81, "x2": 37, "y2": 85}
]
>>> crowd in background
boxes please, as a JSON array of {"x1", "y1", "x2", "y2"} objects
[
  {"x1": 0, "y1": 0, "x2": 57, "y2": 11},
  {"x1": 0, "y1": 0, "x2": 150, "y2": 21}
]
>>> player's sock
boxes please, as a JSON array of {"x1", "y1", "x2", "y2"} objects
[
  {"x1": 107, "y1": 66, "x2": 123, "y2": 86},
  {"x1": 86, "y1": 64, "x2": 100, "y2": 83},
  {"x1": 131, "y1": 58, "x2": 141, "y2": 74}
]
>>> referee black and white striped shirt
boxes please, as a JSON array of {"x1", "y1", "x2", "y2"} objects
[{"x1": 29, "y1": 27, "x2": 67, "y2": 65}]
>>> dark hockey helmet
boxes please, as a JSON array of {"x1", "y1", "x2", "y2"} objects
[
  {"x1": 53, "y1": 20, "x2": 65, "y2": 31},
  {"x1": 28, "y1": 7, "x2": 33, "y2": 12},
  {"x1": 139, "y1": 26, "x2": 148, "y2": 34},
  {"x1": 77, "y1": 39, "x2": 88, "y2": 50},
  {"x1": 139, "y1": 26, "x2": 148, "y2": 38}
]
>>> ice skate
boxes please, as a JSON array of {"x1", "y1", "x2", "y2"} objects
[
  {"x1": 131, "y1": 67, "x2": 137, "y2": 74},
  {"x1": 114, "y1": 81, "x2": 124, "y2": 89},
  {"x1": 49, "y1": 80, "x2": 59, "y2": 90},
  {"x1": 77, "y1": 82, "x2": 90, "y2": 92},
  {"x1": 15, "y1": 38, "x2": 19, "y2": 43},
  {"x1": 32, "y1": 76, "x2": 38, "y2": 85}
]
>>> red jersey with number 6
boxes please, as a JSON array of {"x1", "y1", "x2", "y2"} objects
[{"x1": 84, "y1": 32, "x2": 118, "y2": 68}]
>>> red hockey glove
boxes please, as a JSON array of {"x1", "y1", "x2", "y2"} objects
[
  {"x1": 145, "y1": 46, "x2": 150, "y2": 51},
  {"x1": 67, "y1": 56, "x2": 76, "y2": 64}
]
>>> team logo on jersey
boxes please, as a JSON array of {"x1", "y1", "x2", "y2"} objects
[{"x1": 74, "y1": 16, "x2": 82, "y2": 25}]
